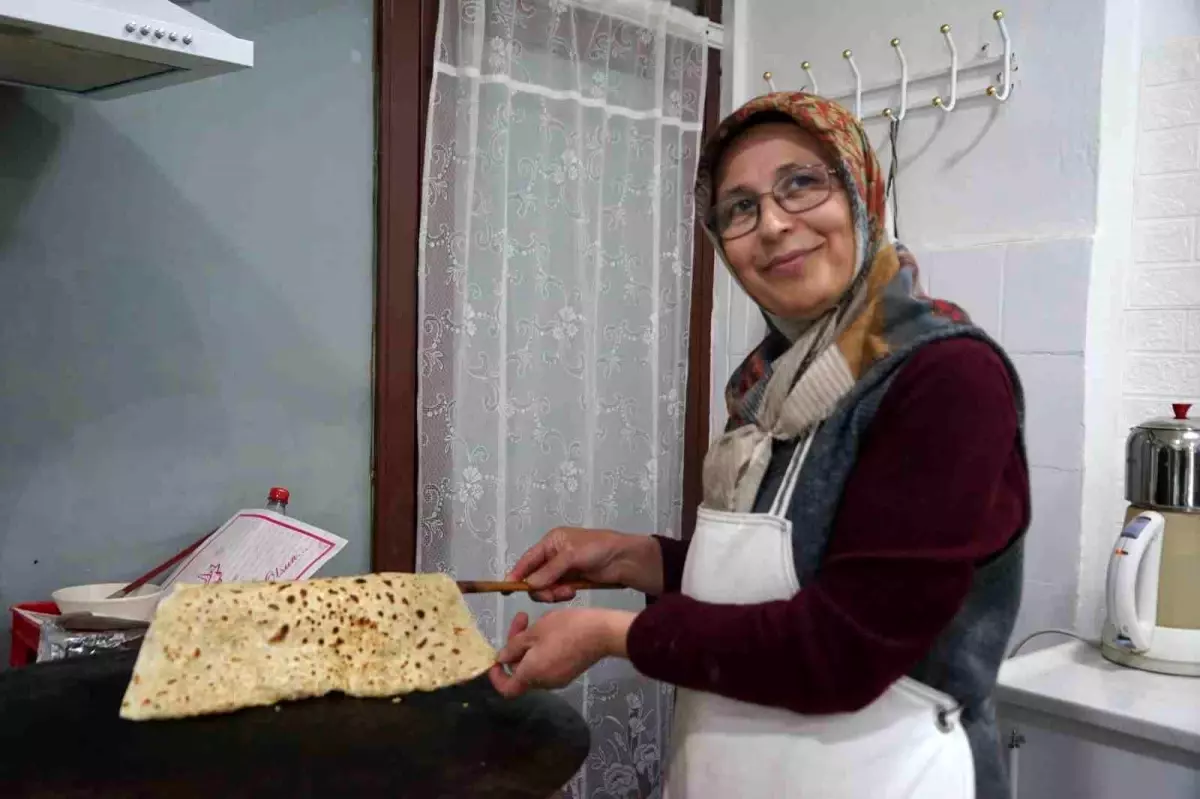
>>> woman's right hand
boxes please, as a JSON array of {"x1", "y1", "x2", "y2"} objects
[{"x1": 506, "y1": 527, "x2": 663, "y2": 602}]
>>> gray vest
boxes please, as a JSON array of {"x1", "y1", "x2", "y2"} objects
[{"x1": 752, "y1": 328, "x2": 1027, "y2": 799}]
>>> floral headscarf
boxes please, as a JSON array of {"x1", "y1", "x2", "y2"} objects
[{"x1": 697, "y1": 92, "x2": 969, "y2": 512}]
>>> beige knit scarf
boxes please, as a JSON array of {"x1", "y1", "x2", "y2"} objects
[{"x1": 701, "y1": 253, "x2": 895, "y2": 512}]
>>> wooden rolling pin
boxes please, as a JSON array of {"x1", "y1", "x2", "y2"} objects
[{"x1": 456, "y1": 579, "x2": 622, "y2": 595}]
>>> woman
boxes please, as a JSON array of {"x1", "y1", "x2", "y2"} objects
[{"x1": 488, "y1": 93, "x2": 1029, "y2": 799}]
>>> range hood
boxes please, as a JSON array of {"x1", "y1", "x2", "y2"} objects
[{"x1": 0, "y1": 0, "x2": 253, "y2": 99}]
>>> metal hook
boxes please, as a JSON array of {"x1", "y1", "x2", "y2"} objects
[
  {"x1": 986, "y1": 10, "x2": 1012, "y2": 101},
  {"x1": 932, "y1": 24, "x2": 958, "y2": 112},
  {"x1": 842, "y1": 50, "x2": 862, "y2": 119},
  {"x1": 890, "y1": 37, "x2": 908, "y2": 121},
  {"x1": 763, "y1": 70, "x2": 777, "y2": 93},
  {"x1": 801, "y1": 61, "x2": 818, "y2": 95}
]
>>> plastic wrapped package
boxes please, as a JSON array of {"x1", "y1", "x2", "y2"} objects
[{"x1": 36, "y1": 621, "x2": 145, "y2": 663}]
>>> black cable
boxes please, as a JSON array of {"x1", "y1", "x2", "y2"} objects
[
  {"x1": 886, "y1": 118, "x2": 900, "y2": 240},
  {"x1": 1007, "y1": 629, "x2": 1099, "y2": 660}
]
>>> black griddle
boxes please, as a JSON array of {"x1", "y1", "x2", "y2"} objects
[{"x1": 0, "y1": 649, "x2": 589, "y2": 798}]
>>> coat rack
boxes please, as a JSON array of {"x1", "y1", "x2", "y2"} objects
[{"x1": 761, "y1": 9, "x2": 1015, "y2": 121}]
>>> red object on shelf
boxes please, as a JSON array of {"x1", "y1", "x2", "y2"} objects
[
  {"x1": 266, "y1": 486, "x2": 290, "y2": 515},
  {"x1": 9, "y1": 601, "x2": 59, "y2": 668}
]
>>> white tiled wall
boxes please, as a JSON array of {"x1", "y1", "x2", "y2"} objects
[
  {"x1": 1128, "y1": 38, "x2": 1200, "y2": 454},
  {"x1": 922, "y1": 237, "x2": 1092, "y2": 645}
]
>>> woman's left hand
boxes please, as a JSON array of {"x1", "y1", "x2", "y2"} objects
[{"x1": 488, "y1": 607, "x2": 636, "y2": 698}]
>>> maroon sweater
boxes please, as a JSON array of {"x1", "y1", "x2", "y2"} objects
[{"x1": 626, "y1": 338, "x2": 1027, "y2": 714}]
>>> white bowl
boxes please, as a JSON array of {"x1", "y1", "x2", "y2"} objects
[{"x1": 51, "y1": 583, "x2": 167, "y2": 622}]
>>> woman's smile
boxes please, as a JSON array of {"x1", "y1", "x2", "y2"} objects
[{"x1": 763, "y1": 244, "x2": 823, "y2": 278}]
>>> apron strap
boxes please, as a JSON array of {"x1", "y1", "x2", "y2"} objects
[{"x1": 767, "y1": 426, "x2": 820, "y2": 518}]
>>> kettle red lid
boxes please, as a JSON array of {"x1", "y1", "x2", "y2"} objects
[
  {"x1": 268, "y1": 486, "x2": 290, "y2": 503},
  {"x1": 1173, "y1": 403, "x2": 1192, "y2": 420}
]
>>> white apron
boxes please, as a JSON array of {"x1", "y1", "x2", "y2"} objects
[{"x1": 664, "y1": 432, "x2": 975, "y2": 799}]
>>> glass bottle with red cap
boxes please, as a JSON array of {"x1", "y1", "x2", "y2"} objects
[{"x1": 265, "y1": 487, "x2": 290, "y2": 515}]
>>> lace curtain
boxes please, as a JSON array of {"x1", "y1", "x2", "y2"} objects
[{"x1": 417, "y1": 0, "x2": 709, "y2": 795}]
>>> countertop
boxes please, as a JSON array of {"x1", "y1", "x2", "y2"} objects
[{"x1": 996, "y1": 641, "x2": 1200, "y2": 758}]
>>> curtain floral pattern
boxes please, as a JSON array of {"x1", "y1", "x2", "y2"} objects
[{"x1": 417, "y1": 0, "x2": 708, "y2": 795}]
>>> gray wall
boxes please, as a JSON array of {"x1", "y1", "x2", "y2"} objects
[{"x1": 0, "y1": 0, "x2": 375, "y2": 662}]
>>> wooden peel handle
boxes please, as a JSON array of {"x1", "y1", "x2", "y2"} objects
[{"x1": 456, "y1": 579, "x2": 622, "y2": 595}]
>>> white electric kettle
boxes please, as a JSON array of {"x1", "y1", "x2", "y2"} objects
[{"x1": 1103, "y1": 403, "x2": 1200, "y2": 677}]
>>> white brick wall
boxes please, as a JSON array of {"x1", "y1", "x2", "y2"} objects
[
  {"x1": 1128, "y1": 38, "x2": 1200, "y2": 427},
  {"x1": 1124, "y1": 309, "x2": 1185, "y2": 350},
  {"x1": 1142, "y1": 37, "x2": 1200, "y2": 85},
  {"x1": 1132, "y1": 218, "x2": 1194, "y2": 261},
  {"x1": 1140, "y1": 82, "x2": 1200, "y2": 130},
  {"x1": 1138, "y1": 128, "x2": 1200, "y2": 174},
  {"x1": 1076, "y1": 28, "x2": 1200, "y2": 648},
  {"x1": 1135, "y1": 173, "x2": 1200, "y2": 217}
]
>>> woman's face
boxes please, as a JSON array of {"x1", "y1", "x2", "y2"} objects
[{"x1": 714, "y1": 122, "x2": 856, "y2": 321}]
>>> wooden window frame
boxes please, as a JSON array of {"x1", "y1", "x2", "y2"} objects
[
  {"x1": 372, "y1": 0, "x2": 721, "y2": 571},
  {"x1": 682, "y1": 0, "x2": 721, "y2": 544}
]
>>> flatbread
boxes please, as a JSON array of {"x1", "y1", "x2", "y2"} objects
[{"x1": 120, "y1": 573, "x2": 495, "y2": 721}]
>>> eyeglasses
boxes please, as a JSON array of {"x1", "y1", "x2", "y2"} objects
[{"x1": 706, "y1": 164, "x2": 838, "y2": 241}]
